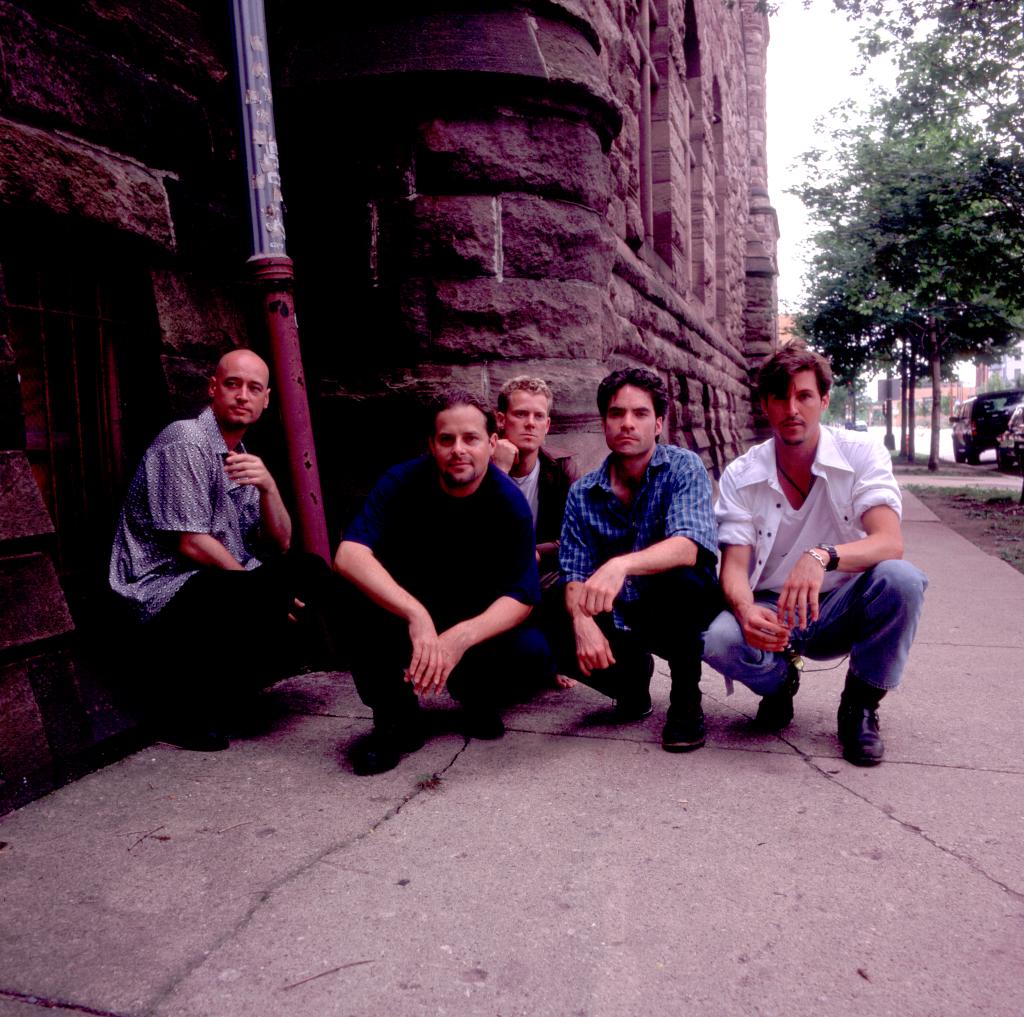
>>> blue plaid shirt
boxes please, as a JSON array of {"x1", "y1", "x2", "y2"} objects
[{"x1": 559, "y1": 443, "x2": 718, "y2": 629}]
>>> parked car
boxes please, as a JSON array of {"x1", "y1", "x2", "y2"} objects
[
  {"x1": 844, "y1": 419, "x2": 868, "y2": 432},
  {"x1": 950, "y1": 389, "x2": 1024, "y2": 464},
  {"x1": 996, "y1": 403, "x2": 1024, "y2": 470}
]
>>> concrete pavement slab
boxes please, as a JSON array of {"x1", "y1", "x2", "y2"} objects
[
  {"x1": 0, "y1": 710, "x2": 465, "y2": 1014},
  {"x1": 151, "y1": 733, "x2": 1024, "y2": 1017},
  {"x1": 2, "y1": 489, "x2": 1023, "y2": 1017}
]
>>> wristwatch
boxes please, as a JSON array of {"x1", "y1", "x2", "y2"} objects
[{"x1": 815, "y1": 544, "x2": 840, "y2": 572}]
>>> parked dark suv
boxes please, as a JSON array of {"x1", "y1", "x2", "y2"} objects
[
  {"x1": 950, "y1": 389, "x2": 1024, "y2": 464},
  {"x1": 996, "y1": 403, "x2": 1024, "y2": 470}
]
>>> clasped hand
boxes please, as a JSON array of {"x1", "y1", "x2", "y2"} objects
[
  {"x1": 577, "y1": 559, "x2": 627, "y2": 617},
  {"x1": 404, "y1": 614, "x2": 467, "y2": 696}
]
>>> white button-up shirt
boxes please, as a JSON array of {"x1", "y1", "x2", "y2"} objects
[{"x1": 715, "y1": 425, "x2": 902, "y2": 591}]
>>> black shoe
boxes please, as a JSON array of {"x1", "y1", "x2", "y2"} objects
[
  {"x1": 614, "y1": 691, "x2": 654, "y2": 722},
  {"x1": 837, "y1": 672, "x2": 886, "y2": 766},
  {"x1": 837, "y1": 702, "x2": 884, "y2": 766},
  {"x1": 661, "y1": 705, "x2": 706, "y2": 752},
  {"x1": 351, "y1": 719, "x2": 426, "y2": 776},
  {"x1": 613, "y1": 654, "x2": 655, "y2": 721},
  {"x1": 158, "y1": 723, "x2": 229, "y2": 752},
  {"x1": 463, "y1": 705, "x2": 506, "y2": 740},
  {"x1": 754, "y1": 661, "x2": 801, "y2": 731}
]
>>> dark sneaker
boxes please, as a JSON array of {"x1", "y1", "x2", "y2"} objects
[
  {"x1": 837, "y1": 702, "x2": 884, "y2": 766},
  {"x1": 351, "y1": 718, "x2": 426, "y2": 776},
  {"x1": 661, "y1": 706, "x2": 706, "y2": 752},
  {"x1": 754, "y1": 661, "x2": 801, "y2": 731}
]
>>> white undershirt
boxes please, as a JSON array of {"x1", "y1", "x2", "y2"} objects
[
  {"x1": 511, "y1": 459, "x2": 541, "y2": 527},
  {"x1": 758, "y1": 481, "x2": 850, "y2": 595}
]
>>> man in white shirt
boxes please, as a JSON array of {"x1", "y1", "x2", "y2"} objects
[{"x1": 703, "y1": 342, "x2": 927, "y2": 766}]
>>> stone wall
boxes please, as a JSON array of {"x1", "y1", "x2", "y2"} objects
[
  {"x1": 0, "y1": 1, "x2": 254, "y2": 812},
  {"x1": 274, "y1": 0, "x2": 777, "y2": 506}
]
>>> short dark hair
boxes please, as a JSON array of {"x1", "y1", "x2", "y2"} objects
[
  {"x1": 756, "y1": 341, "x2": 833, "y2": 401},
  {"x1": 425, "y1": 387, "x2": 496, "y2": 436},
  {"x1": 596, "y1": 368, "x2": 668, "y2": 418}
]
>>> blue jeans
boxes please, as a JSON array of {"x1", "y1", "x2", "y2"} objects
[{"x1": 702, "y1": 560, "x2": 928, "y2": 695}]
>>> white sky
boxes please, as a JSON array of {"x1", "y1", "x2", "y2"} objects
[{"x1": 765, "y1": 0, "x2": 874, "y2": 313}]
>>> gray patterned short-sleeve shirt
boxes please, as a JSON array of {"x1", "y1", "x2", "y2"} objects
[{"x1": 109, "y1": 406, "x2": 262, "y2": 621}]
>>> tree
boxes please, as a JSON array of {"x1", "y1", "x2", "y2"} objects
[
  {"x1": 795, "y1": 39, "x2": 1024, "y2": 468},
  {"x1": 829, "y1": 1, "x2": 1024, "y2": 153}
]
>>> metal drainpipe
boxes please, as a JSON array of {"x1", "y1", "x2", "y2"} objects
[{"x1": 230, "y1": 0, "x2": 330, "y2": 561}]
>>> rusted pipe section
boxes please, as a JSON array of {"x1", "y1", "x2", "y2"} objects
[
  {"x1": 251, "y1": 257, "x2": 330, "y2": 561},
  {"x1": 231, "y1": 0, "x2": 330, "y2": 560}
]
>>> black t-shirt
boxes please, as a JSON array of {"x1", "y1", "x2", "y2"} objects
[{"x1": 344, "y1": 456, "x2": 541, "y2": 629}]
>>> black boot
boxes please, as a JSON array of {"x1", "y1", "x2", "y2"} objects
[
  {"x1": 351, "y1": 708, "x2": 426, "y2": 776},
  {"x1": 754, "y1": 656, "x2": 802, "y2": 731},
  {"x1": 662, "y1": 671, "x2": 705, "y2": 753},
  {"x1": 614, "y1": 653, "x2": 655, "y2": 721},
  {"x1": 837, "y1": 672, "x2": 886, "y2": 767}
]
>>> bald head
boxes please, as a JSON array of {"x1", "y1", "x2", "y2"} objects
[
  {"x1": 215, "y1": 349, "x2": 270, "y2": 384},
  {"x1": 209, "y1": 349, "x2": 271, "y2": 436}
]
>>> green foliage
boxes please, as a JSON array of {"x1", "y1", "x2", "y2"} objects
[
  {"x1": 828, "y1": 1, "x2": 1024, "y2": 153},
  {"x1": 794, "y1": 2, "x2": 1024, "y2": 389}
]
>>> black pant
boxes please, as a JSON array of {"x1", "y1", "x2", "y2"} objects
[
  {"x1": 346, "y1": 592, "x2": 555, "y2": 723},
  {"x1": 145, "y1": 551, "x2": 337, "y2": 720},
  {"x1": 553, "y1": 564, "x2": 723, "y2": 712}
]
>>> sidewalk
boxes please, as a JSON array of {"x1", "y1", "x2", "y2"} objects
[{"x1": 1, "y1": 489, "x2": 1022, "y2": 1017}]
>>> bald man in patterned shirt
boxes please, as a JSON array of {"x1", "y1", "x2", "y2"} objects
[{"x1": 110, "y1": 349, "x2": 331, "y2": 751}]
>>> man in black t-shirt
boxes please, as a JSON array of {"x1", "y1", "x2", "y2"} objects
[{"x1": 334, "y1": 389, "x2": 552, "y2": 775}]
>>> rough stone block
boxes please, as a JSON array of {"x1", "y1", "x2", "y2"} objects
[
  {"x1": 501, "y1": 196, "x2": 614, "y2": 283},
  {"x1": 0, "y1": 3, "x2": 219, "y2": 172},
  {"x1": 428, "y1": 278, "x2": 612, "y2": 362},
  {"x1": 417, "y1": 115, "x2": 610, "y2": 213},
  {"x1": 0, "y1": 117, "x2": 174, "y2": 251},
  {"x1": 0, "y1": 659, "x2": 52, "y2": 792},
  {"x1": 390, "y1": 195, "x2": 498, "y2": 279},
  {"x1": 0, "y1": 452, "x2": 53, "y2": 542},
  {"x1": 0, "y1": 553, "x2": 75, "y2": 653},
  {"x1": 150, "y1": 269, "x2": 249, "y2": 361}
]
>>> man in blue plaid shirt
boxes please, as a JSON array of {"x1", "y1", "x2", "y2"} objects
[{"x1": 558, "y1": 368, "x2": 722, "y2": 752}]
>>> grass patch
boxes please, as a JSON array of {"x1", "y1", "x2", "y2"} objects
[{"x1": 906, "y1": 485, "x2": 1024, "y2": 574}]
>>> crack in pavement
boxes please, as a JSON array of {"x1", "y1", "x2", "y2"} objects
[
  {"x1": 0, "y1": 987, "x2": 132, "y2": 1016},
  {"x1": 792, "y1": 748, "x2": 1024, "y2": 904},
  {"x1": 141, "y1": 740, "x2": 471, "y2": 1015}
]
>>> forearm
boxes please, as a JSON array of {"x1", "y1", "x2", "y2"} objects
[
  {"x1": 719, "y1": 546, "x2": 756, "y2": 617},
  {"x1": 258, "y1": 482, "x2": 292, "y2": 552},
  {"x1": 831, "y1": 506, "x2": 904, "y2": 572},
  {"x1": 333, "y1": 541, "x2": 431, "y2": 624},
  {"x1": 608, "y1": 535, "x2": 699, "y2": 576},
  {"x1": 177, "y1": 532, "x2": 246, "y2": 571},
  {"x1": 565, "y1": 580, "x2": 587, "y2": 620},
  {"x1": 832, "y1": 533, "x2": 903, "y2": 572},
  {"x1": 440, "y1": 596, "x2": 532, "y2": 655}
]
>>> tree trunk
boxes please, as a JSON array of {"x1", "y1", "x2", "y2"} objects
[
  {"x1": 928, "y1": 317, "x2": 942, "y2": 471},
  {"x1": 906, "y1": 332, "x2": 917, "y2": 464},
  {"x1": 884, "y1": 370, "x2": 895, "y2": 450},
  {"x1": 900, "y1": 337, "x2": 909, "y2": 458}
]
